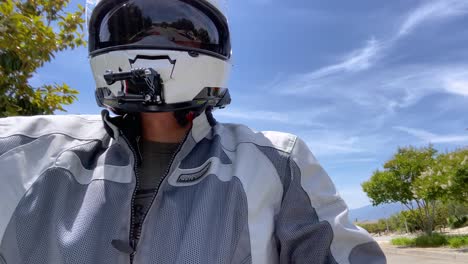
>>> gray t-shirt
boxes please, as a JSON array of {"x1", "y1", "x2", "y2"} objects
[{"x1": 133, "y1": 140, "x2": 179, "y2": 240}]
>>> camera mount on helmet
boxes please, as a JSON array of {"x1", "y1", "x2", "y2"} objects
[
  {"x1": 95, "y1": 66, "x2": 231, "y2": 114},
  {"x1": 103, "y1": 68, "x2": 163, "y2": 105}
]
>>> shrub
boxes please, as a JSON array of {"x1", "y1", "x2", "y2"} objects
[
  {"x1": 414, "y1": 233, "x2": 448, "y2": 247},
  {"x1": 391, "y1": 234, "x2": 468, "y2": 248},
  {"x1": 390, "y1": 237, "x2": 415, "y2": 246},
  {"x1": 447, "y1": 236, "x2": 468, "y2": 248},
  {"x1": 447, "y1": 216, "x2": 468, "y2": 229}
]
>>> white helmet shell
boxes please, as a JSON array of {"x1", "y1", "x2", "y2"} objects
[{"x1": 90, "y1": 50, "x2": 231, "y2": 105}]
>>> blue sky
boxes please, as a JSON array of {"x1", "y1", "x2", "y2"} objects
[{"x1": 31, "y1": 0, "x2": 468, "y2": 209}]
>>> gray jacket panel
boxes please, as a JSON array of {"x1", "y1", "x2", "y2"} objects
[{"x1": 0, "y1": 113, "x2": 386, "y2": 264}]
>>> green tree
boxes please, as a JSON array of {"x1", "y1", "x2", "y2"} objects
[
  {"x1": 362, "y1": 146, "x2": 440, "y2": 235},
  {"x1": 445, "y1": 201, "x2": 468, "y2": 227},
  {"x1": 399, "y1": 210, "x2": 421, "y2": 233},
  {"x1": 435, "y1": 149, "x2": 468, "y2": 203},
  {"x1": 0, "y1": 0, "x2": 85, "y2": 117},
  {"x1": 388, "y1": 212, "x2": 409, "y2": 233}
]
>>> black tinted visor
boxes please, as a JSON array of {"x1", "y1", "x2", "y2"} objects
[{"x1": 88, "y1": 0, "x2": 230, "y2": 59}]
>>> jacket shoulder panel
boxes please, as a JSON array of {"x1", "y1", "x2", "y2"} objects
[
  {"x1": 258, "y1": 131, "x2": 298, "y2": 154},
  {"x1": 0, "y1": 115, "x2": 106, "y2": 141},
  {"x1": 0, "y1": 115, "x2": 115, "y2": 242},
  {"x1": 209, "y1": 122, "x2": 287, "y2": 263},
  {"x1": 287, "y1": 137, "x2": 385, "y2": 263},
  {"x1": 214, "y1": 123, "x2": 298, "y2": 154}
]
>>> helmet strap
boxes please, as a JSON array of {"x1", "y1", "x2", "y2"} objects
[{"x1": 173, "y1": 106, "x2": 205, "y2": 127}]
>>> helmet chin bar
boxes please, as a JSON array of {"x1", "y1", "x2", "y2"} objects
[
  {"x1": 95, "y1": 67, "x2": 231, "y2": 114},
  {"x1": 103, "y1": 68, "x2": 163, "y2": 105}
]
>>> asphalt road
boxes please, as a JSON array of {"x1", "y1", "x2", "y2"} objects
[
  {"x1": 386, "y1": 253, "x2": 458, "y2": 264},
  {"x1": 382, "y1": 247, "x2": 468, "y2": 264}
]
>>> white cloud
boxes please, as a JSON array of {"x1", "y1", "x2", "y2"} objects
[
  {"x1": 377, "y1": 66, "x2": 468, "y2": 105},
  {"x1": 271, "y1": 0, "x2": 468, "y2": 100},
  {"x1": 394, "y1": 126, "x2": 468, "y2": 143},
  {"x1": 398, "y1": 0, "x2": 468, "y2": 37},
  {"x1": 301, "y1": 38, "x2": 382, "y2": 81},
  {"x1": 272, "y1": 38, "x2": 384, "y2": 96},
  {"x1": 303, "y1": 134, "x2": 369, "y2": 157},
  {"x1": 337, "y1": 38, "x2": 382, "y2": 72},
  {"x1": 308, "y1": 141, "x2": 366, "y2": 156},
  {"x1": 443, "y1": 72, "x2": 468, "y2": 96},
  {"x1": 215, "y1": 109, "x2": 326, "y2": 128},
  {"x1": 274, "y1": 60, "x2": 468, "y2": 123}
]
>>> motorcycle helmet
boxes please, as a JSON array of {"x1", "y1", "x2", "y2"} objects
[{"x1": 87, "y1": 0, "x2": 231, "y2": 114}]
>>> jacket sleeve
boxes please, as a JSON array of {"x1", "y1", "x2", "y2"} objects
[
  {"x1": 275, "y1": 137, "x2": 386, "y2": 264},
  {"x1": 0, "y1": 117, "x2": 39, "y2": 242}
]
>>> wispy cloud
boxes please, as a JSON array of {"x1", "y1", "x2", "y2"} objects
[
  {"x1": 272, "y1": 37, "x2": 383, "y2": 95},
  {"x1": 442, "y1": 71, "x2": 468, "y2": 96},
  {"x1": 303, "y1": 134, "x2": 373, "y2": 157},
  {"x1": 308, "y1": 140, "x2": 366, "y2": 156},
  {"x1": 366, "y1": 65, "x2": 468, "y2": 108},
  {"x1": 394, "y1": 126, "x2": 468, "y2": 144},
  {"x1": 398, "y1": 0, "x2": 468, "y2": 37},
  {"x1": 276, "y1": 63, "x2": 468, "y2": 117},
  {"x1": 215, "y1": 109, "x2": 326, "y2": 128},
  {"x1": 271, "y1": 0, "x2": 468, "y2": 99},
  {"x1": 303, "y1": 38, "x2": 382, "y2": 80}
]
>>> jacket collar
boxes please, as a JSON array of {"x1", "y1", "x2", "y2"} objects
[
  {"x1": 190, "y1": 110, "x2": 213, "y2": 143},
  {"x1": 101, "y1": 109, "x2": 214, "y2": 144}
]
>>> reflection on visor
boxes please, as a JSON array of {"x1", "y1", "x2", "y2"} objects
[{"x1": 88, "y1": 0, "x2": 230, "y2": 58}]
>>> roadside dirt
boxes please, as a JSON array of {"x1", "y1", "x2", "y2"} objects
[
  {"x1": 441, "y1": 226, "x2": 468, "y2": 235},
  {"x1": 371, "y1": 226, "x2": 468, "y2": 242}
]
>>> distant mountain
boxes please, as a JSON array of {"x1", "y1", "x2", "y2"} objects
[{"x1": 349, "y1": 203, "x2": 408, "y2": 222}]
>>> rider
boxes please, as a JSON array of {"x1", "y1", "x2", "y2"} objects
[{"x1": 0, "y1": 0, "x2": 386, "y2": 263}]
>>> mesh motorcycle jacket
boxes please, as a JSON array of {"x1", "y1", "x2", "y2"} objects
[{"x1": 0, "y1": 111, "x2": 386, "y2": 264}]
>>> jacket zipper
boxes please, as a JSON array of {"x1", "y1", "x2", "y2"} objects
[
  {"x1": 124, "y1": 130, "x2": 191, "y2": 263},
  {"x1": 120, "y1": 134, "x2": 140, "y2": 263}
]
